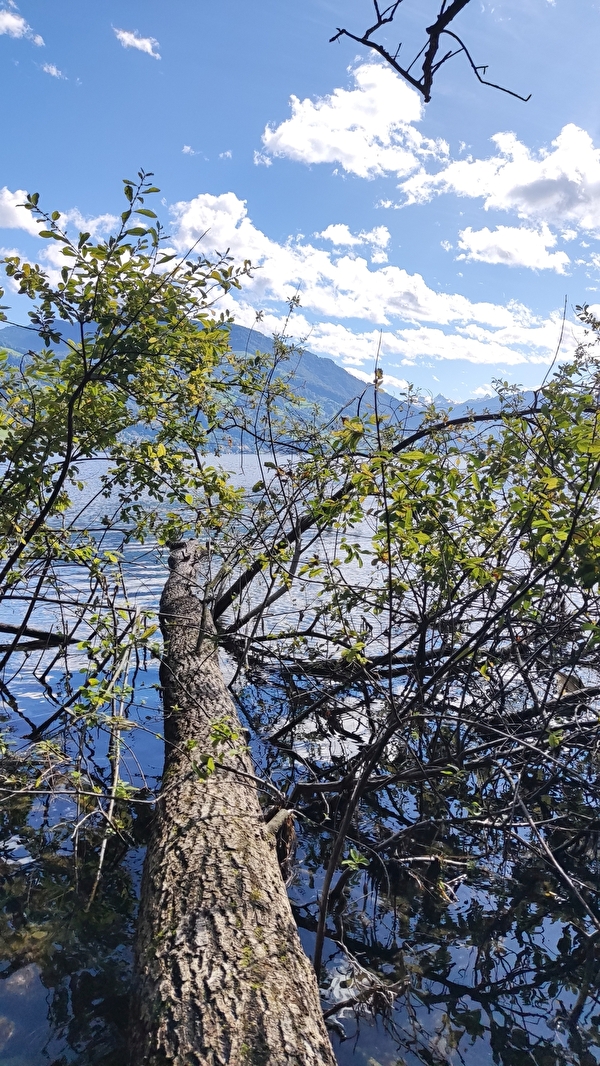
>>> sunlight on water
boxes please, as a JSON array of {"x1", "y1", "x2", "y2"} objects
[{"x1": 1, "y1": 456, "x2": 600, "y2": 1065}]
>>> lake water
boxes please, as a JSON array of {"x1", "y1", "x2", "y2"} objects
[{"x1": 1, "y1": 455, "x2": 599, "y2": 1065}]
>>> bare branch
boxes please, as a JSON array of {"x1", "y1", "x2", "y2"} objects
[{"x1": 331, "y1": 0, "x2": 530, "y2": 103}]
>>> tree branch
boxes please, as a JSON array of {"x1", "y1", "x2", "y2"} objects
[{"x1": 331, "y1": 0, "x2": 530, "y2": 103}]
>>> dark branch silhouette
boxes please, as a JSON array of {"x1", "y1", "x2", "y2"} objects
[{"x1": 330, "y1": 0, "x2": 531, "y2": 103}]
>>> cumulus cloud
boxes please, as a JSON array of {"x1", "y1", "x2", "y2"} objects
[
  {"x1": 19, "y1": 210, "x2": 120, "y2": 285},
  {"x1": 60, "y1": 209, "x2": 118, "y2": 238},
  {"x1": 317, "y1": 223, "x2": 390, "y2": 263},
  {"x1": 42, "y1": 63, "x2": 65, "y2": 79},
  {"x1": 0, "y1": 187, "x2": 40, "y2": 234},
  {"x1": 347, "y1": 366, "x2": 409, "y2": 394},
  {"x1": 400, "y1": 123, "x2": 600, "y2": 237},
  {"x1": 317, "y1": 223, "x2": 390, "y2": 249},
  {"x1": 170, "y1": 191, "x2": 536, "y2": 329},
  {"x1": 260, "y1": 63, "x2": 447, "y2": 179},
  {"x1": 383, "y1": 321, "x2": 568, "y2": 367},
  {"x1": 169, "y1": 190, "x2": 573, "y2": 369},
  {"x1": 0, "y1": 195, "x2": 119, "y2": 286},
  {"x1": 235, "y1": 310, "x2": 570, "y2": 371},
  {"x1": 113, "y1": 28, "x2": 160, "y2": 59},
  {"x1": 0, "y1": 8, "x2": 43, "y2": 45},
  {"x1": 457, "y1": 223, "x2": 571, "y2": 273},
  {"x1": 182, "y1": 145, "x2": 197, "y2": 156}
]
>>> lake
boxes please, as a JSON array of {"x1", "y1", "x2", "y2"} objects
[{"x1": 1, "y1": 454, "x2": 599, "y2": 1066}]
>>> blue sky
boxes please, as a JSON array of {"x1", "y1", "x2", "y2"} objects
[{"x1": 1, "y1": 0, "x2": 600, "y2": 400}]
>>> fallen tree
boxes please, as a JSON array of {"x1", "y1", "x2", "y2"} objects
[
  {"x1": 0, "y1": 177, "x2": 340, "y2": 1064},
  {"x1": 4, "y1": 181, "x2": 600, "y2": 1063},
  {"x1": 130, "y1": 539, "x2": 337, "y2": 1066}
]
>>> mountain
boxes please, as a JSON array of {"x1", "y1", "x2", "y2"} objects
[
  {"x1": 0, "y1": 321, "x2": 530, "y2": 419},
  {"x1": 0, "y1": 320, "x2": 383, "y2": 418},
  {"x1": 0, "y1": 321, "x2": 79, "y2": 353},
  {"x1": 225, "y1": 325, "x2": 534, "y2": 420},
  {"x1": 226, "y1": 323, "x2": 371, "y2": 414}
]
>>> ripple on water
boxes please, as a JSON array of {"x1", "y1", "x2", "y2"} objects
[
  {"x1": 0, "y1": 1016, "x2": 15, "y2": 1051},
  {"x1": 4, "y1": 964, "x2": 40, "y2": 995}
]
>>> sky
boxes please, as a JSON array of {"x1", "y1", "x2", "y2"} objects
[{"x1": 1, "y1": 0, "x2": 600, "y2": 401}]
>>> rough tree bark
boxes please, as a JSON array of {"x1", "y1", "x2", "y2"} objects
[{"x1": 130, "y1": 540, "x2": 337, "y2": 1066}]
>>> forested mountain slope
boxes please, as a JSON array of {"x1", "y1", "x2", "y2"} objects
[{"x1": 0, "y1": 320, "x2": 524, "y2": 419}]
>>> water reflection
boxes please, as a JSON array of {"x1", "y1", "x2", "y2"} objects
[
  {"x1": 2, "y1": 685, "x2": 600, "y2": 1064},
  {"x1": 0, "y1": 777, "x2": 141, "y2": 1064},
  {"x1": 2, "y1": 455, "x2": 600, "y2": 1065},
  {"x1": 291, "y1": 828, "x2": 600, "y2": 1065}
]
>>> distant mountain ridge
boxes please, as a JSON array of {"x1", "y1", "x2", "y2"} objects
[
  {"x1": 0, "y1": 320, "x2": 524, "y2": 418},
  {"x1": 223, "y1": 325, "x2": 521, "y2": 420},
  {"x1": 0, "y1": 320, "x2": 382, "y2": 418},
  {"x1": 226, "y1": 323, "x2": 396, "y2": 418}
]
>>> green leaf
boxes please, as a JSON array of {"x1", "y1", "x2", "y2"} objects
[{"x1": 341, "y1": 847, "x2": 369, "y2": 871}]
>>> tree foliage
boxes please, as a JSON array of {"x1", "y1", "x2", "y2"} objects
[{"x1": 2, "y1": 180, "x2": 600, "y2": 1063}]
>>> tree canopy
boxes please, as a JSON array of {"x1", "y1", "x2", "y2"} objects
[{"x1": 1, "y1": 179, "x2": 600, "y2": 1063}]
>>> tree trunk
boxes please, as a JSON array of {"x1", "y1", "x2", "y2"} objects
[{"x1": 130, "y1": 540, "x2": 337, "y2": 1066}]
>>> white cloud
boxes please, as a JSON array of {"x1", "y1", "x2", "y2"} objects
[
  {"x1": 400, "y1": 123, "x2": 600, "y2": 237},
  {"x1": 347, "y1": 366, "x2": 409, "y2": 394},
  {"x1": 389, "y1": 321, "x2": 567, "y2": 366},
  {"x1": 0, "y1": 8, "x2": 43, "y2": 45},
  {"x1": 381, "y1": 371, "x2": 409, "y2": 392},
  {"x1": 182, "y1": 145, "x2": 196, "y2": 156},
  {"x1": 0, "y1": 245, "x2": 27, "y2": 294},
  {"x1": 317, "y1": 223, "x2": 390, "y2": 249},
  {"x1": 168, "y1": 190, "x2": 574, "y2": 368},
  {"x1": 60, "y1": 209, "x2": 118, "y2": 238},
  {"x1": 345, "y1": 367, "x2": 377, "y2": 385},
  {"x1": 171, "y1": 191, "x2": 537, "y2": 329},
  {"x1": 113, "y1": 28, "x2": 160, "y2": 59},
  {"x1": 2, "y1": 185, "x2": 572, "y2": 374},
  {"x1": 260, "y1": 63, "x2": 448, "y2": 179},
  {"x1": 42, "y1": 63, "x2": 65, "y2": 79},
  {"x1": 457, "y1": 223, "x2": 571, "y2": 273},
  {"x1": 0, "y1": 188, "x2": 118, "y2": 245},
  {"x1": 0, "y1": 200, "x2": 120, "y2": 291},
  {"x1": 220, "y1": 150, "x2": 232, "y2": 159},
  {"x1": 22, "y1": 211, "x2": 119, "y2": 285},
  {"x1": 0, "y1": 187, "x2": 39, "y2": 234},
  {"x1": 317, "y1": 223, "x2": 362, "y2": 246},
  {"x1": 238, "y1": 310, "x2": 573, "y2": 372}
]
